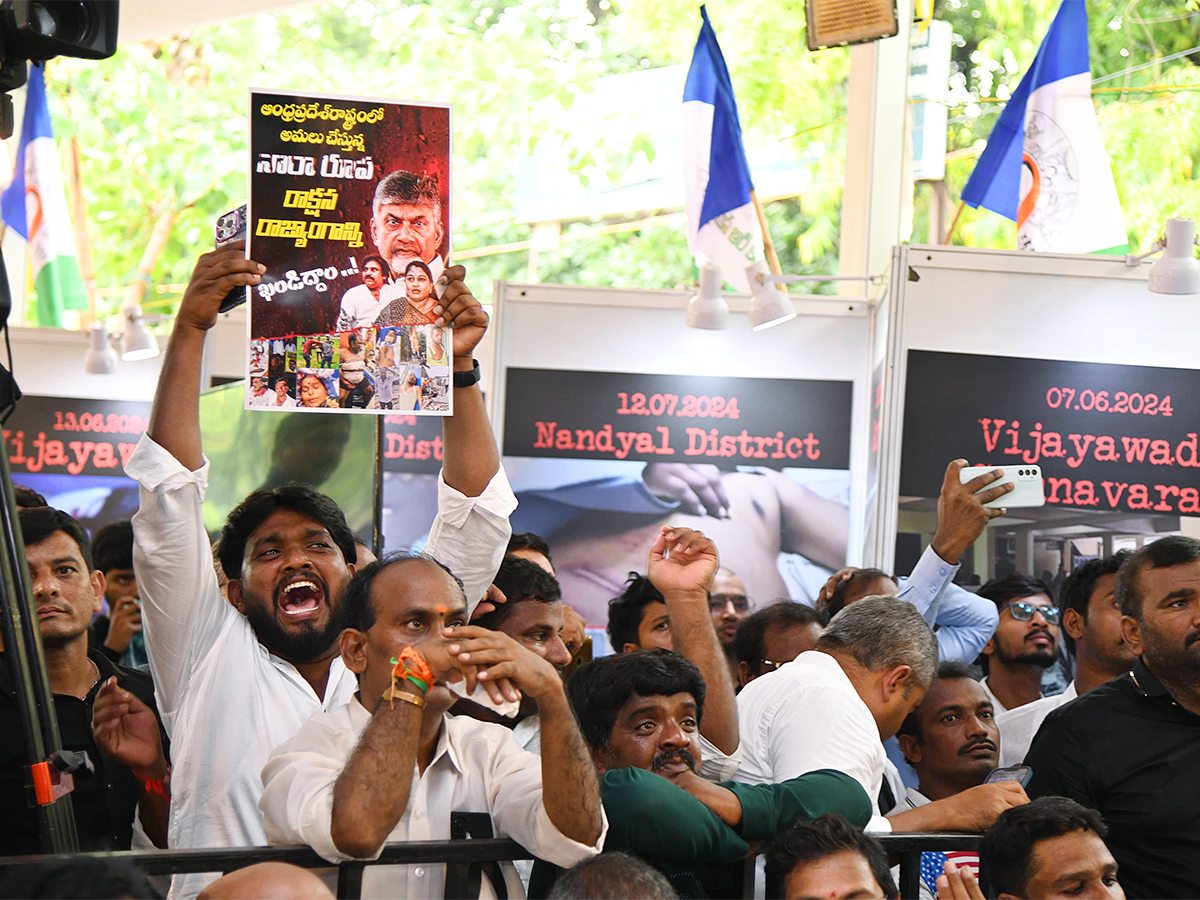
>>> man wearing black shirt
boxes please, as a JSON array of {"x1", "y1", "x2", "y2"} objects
[
  {"x1": 0, "y1": 507, "x2": 168, "y2": 852},
  {"x1": 1025, "y1": 534, "x2": 1200, "y2": 899}
]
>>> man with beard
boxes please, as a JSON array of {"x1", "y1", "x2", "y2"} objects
[
  {"x1": 335, "y1": 255, "x2": 389, "y2": 331},
  {"x1": 894, "y1": 662, "x2": 1026, "y2": 900},
  {"x1": 0, "y1": 507, "x2": 168, "y2": 852},
  {"x1": 125, "y1": 242, "x2": 515, "y2": 899},
  {"x1": 976, "y1": 575, "x2": 1060, "y2": 713},
  {"x1": 709, "y1": 566, "x2": 751, "y2": 684},
  {"x1": 540, "y1": 649, "x2": 871, "y2": 899},
  {"x1": 1025, "y1": 536, "x2": 1200, "y2": 899},
  {"x1": 996, "y1": 553, "x2": 1136, "y2": 767}
]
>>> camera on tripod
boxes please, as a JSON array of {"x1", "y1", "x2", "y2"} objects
[{"x1": 0, "y1": 1, "x2": 119, "y2": 139}]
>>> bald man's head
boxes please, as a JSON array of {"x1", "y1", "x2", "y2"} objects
[{"x1": 196, "y1": 863, "x2": 334, "y2": 900}]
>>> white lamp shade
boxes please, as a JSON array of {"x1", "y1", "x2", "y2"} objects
[
  {"x1": 84, "y1": 323, "x2": 118, "y2": 374},
  {"x1": 1148, "y1": 218, "x2": 1200, "y2": 295},
  {"x1": 686, "y1": 265, "x2": 729, "y2": 329},
  {"x1": 745, "y1": 260, "x2": 797, "y2": 331},
  {"x1": 120, "y1": 307, "x2": 161, "y2": 361}
]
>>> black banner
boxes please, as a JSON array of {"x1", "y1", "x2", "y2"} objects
[
  {"x1": 382, "y1": 413, "x2": 442, "y2": 475},
  {"x1": 900, "y1": 350, "x2": 1200, "y2": 515},
  {"x1": 2, "y1": 395, "x2": 150, "y2": 478},
  {"x1": 503, "y1": 368, "x2": 852, "y2": 470}
]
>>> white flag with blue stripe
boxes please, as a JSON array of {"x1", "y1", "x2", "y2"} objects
[
  {"x1": 961, "y1": 0, "x2": 1126, "y2": 254},
  {"x1": 682, "y1": 5, "x2": 763, "y2": 291}
]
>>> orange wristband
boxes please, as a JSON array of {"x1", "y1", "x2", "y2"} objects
[{"x1": 396, "y1": 647, "x2": 435, "y2": 686}]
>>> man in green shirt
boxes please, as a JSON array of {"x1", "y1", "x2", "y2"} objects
[{"x1": 532, "y1": 649, "x2": 871, "y2": 899}]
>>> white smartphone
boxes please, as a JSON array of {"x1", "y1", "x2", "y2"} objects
[{"x1": 960, "y1": 464, "x2": 1045, "y2": 509}]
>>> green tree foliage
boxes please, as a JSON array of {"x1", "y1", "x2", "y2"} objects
[{"x1": 36, "y1": 0, "x2": 1200, "y2": 323}]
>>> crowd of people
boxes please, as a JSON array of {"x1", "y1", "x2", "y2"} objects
[{"x1": 1, "y1": 247, "x2": 1197, "y2": 900}]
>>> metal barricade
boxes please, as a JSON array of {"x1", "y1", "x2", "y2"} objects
[{"x1": 0, "y1": 831, "x2": 982, "y2": 899}]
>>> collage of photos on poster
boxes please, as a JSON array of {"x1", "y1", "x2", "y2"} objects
[
  {"x1": 246, "y1": 92, "x2": 453, "y2": 415},
  {"x1": 248, "y1": 320, "x2": 451, "y2": 412}
]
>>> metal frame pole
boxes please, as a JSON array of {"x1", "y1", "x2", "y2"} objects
[{"x1": 0, "y1": 417, "x2": 78, "y2": 851}]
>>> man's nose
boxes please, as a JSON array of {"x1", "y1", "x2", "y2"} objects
[
  {"x1": 659, "y1": 718, "x2": 689, "y2": 749},
  {"x1": 545, "y1": 634, "x2": 571, "y2": 668}
]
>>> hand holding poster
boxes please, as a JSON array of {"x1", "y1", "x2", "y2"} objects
[{"x1": 247, "y1": 91, "x2": 453, "y2": 414}]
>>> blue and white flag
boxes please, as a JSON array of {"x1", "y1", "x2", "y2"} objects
[
  {"x1": 0, "y1": 66, "x2": 87, "y2": 326},
  {"x1": 682, "y1": 5, "x2": 763, "y2": 291},
  {"x1": 961, "y1": 0, "x2": 1127, "y2": 254}
]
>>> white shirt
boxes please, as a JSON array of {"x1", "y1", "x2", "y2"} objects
[
  {"x1": 996, "y1": 681, "x2": 1078, "y2": 767},
  {"x1": 246, "y1": 388, "x2": 274, "y2": 408},
  {"x1": 336, "y1": 282, "x2": 390, "y2": 331},
  {"x1": 272, "y1": 395, "x2": 298, "y2": 408},
  {"x1": 734, "y1": 650, "x2": 891, "y2": 832},
  {"x1": 259, "y1": 700, "x2": 606, "y2": 899},
  {"x1": 126, "y1": 434, "x2": 517, "y2": 899}
]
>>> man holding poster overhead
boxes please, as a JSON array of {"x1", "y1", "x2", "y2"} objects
[{"x1": 124, "y1": 241, "x2": 514, "y2": 899}]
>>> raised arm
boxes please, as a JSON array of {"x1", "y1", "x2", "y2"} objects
[
  {"x1": 147, "y1": 243, "x2": 264, "y2": 470},
  {"x1": 435, "y1": 265, "x2": 498, "y2": 498},
  {"x1": 423, "y1": 267, "x2": 516, "y2": 611},
  {"x1": 647, "y1": 527, "x2": 739, "y2": 755},
  {"x1": 773, "y1": 474, "x2": 850, "y2": 571}
]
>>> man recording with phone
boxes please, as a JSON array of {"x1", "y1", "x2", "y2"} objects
[{"x1": 89, "y1": 521, "x2": 147, "y2": 668}]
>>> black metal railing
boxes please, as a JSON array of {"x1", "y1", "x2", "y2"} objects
[{"x1": 0, "y1": 832, "x2": 982, "y2": 899}]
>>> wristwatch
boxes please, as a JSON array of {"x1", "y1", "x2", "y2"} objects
[{"x1": 453, "y1": 359, "x2": 482, "y2": 388}]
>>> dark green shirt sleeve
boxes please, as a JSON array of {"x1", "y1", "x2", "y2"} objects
[
  {"x1": 723, "y1": 769, "x2": 872, "y2": 842},
  {"x1": 600, "y1": 768, "x2": 750, "y2": 862}
]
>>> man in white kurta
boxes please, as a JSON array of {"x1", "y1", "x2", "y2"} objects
[
  {"x1": 260, "y1": 555, "x2": 606, "y2": 898},
  {"x1": 128, "y1": 246, "x2": 513, "y2": 899}
]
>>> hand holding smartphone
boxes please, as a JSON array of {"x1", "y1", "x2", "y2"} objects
[
  {"x1": 214, "y1": 204, "x2": 248, "y2": 313},
  {"x1": 960, "y1": 465, "x2": 1045, "y2": 508}
]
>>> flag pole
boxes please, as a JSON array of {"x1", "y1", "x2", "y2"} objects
[
  {"x1": 941, "y1": 199, "x2": 966, "y2": 244},
  {"x1": 750, "y1": 190, "x2": 787, "y2": 291}
]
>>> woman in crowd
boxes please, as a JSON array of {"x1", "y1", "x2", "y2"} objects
[{"x1": 297, "y1": 371, "x2": 339, "y2": 408}]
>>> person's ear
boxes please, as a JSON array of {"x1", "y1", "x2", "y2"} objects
[
  {"x1": 882, "y1": 665, "x2": 914, "y2": 702},
  {"x1": 592, "y1": 746, "x2": 610, "y2": 776},
  {"x1": 340, "y1": 628, "x2": 369, "y2": 675},
  {"x1": 622, "y1": 642, "x2": 640, "y2": 654},
  {"x1": 998, "y1": 893, "x2": 1021, "y2": 900},
  {"x1": 1062, "y1": 607, "x2": 1086, "y2": 644},
  {"x1": 227, "y1": 579, "x2": 246, "y2": 615},
  {"x1": 1120, "y1": 614, "x2": 1144, "y2": 656},
  {"x1": 90, "y1": 570, "x2": 105, "y2": 616},
  {"x1": 897, "y1": 733, "x2": 922, "y2": 765},
  {"x1": 737, "y1": 660, "x2": 754, "y2": 689},
  {"x1": 982, "y1": 635, "x2": 996, "y2": 657}
]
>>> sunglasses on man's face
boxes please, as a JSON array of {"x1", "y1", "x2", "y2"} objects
[{"x1": 1000, "y1": 600, "x2": 1061, "y2": 625}]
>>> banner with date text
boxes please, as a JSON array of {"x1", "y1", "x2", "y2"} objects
[
  {"x1": 502, "y1": 367, "x2": 854, "y2": 629},
  {"x1": 1, "y1": 395, "x2": 150, "y2": 535},
  {"x1": 248, "y1": 90, "x2": 452, "y2": 416},
  {"x1": 901, "y1": 350, "x2": 1200, "y2": 516}
]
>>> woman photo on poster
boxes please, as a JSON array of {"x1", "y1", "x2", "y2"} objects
[
  {"x1": 298, "y1": 370, "x2": 339, "y2": 409},
  {"x1": 373, "y1": 260, "x2": 439, "y2": 327}
]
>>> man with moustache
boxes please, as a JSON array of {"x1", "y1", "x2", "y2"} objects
[
  {"x1": 894, "y1": 662, "x2": 1019, "y2": 899},
  {"x1": 996, "y1": 553, "x2": 1136, "y2": 766},
  {"x1": 370, "y1": 170, "x2": 446, "y2": 290},
  {"x1": 260, "y1": 553, "x2": 605, "y2": 898},
  {"x1": 976, "y1": 575, "x2": 1060, "y2": 713},
  {"x1": 124, "y1": 243, "x2": 515, "y2": 899},
  {"x1": 1025, "y1": 536, "x2": 1200, "y2": 899},
  {"x1": 335, "y1": 254, "x2": 390, "y2": 331},
  {"x1": 548, "y1": 649, "x2": 871, "y2": 899}
]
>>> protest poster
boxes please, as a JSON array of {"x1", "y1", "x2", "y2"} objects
[{"x1": 247, "y1": 90, "x2": 453, "y2": 415}]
